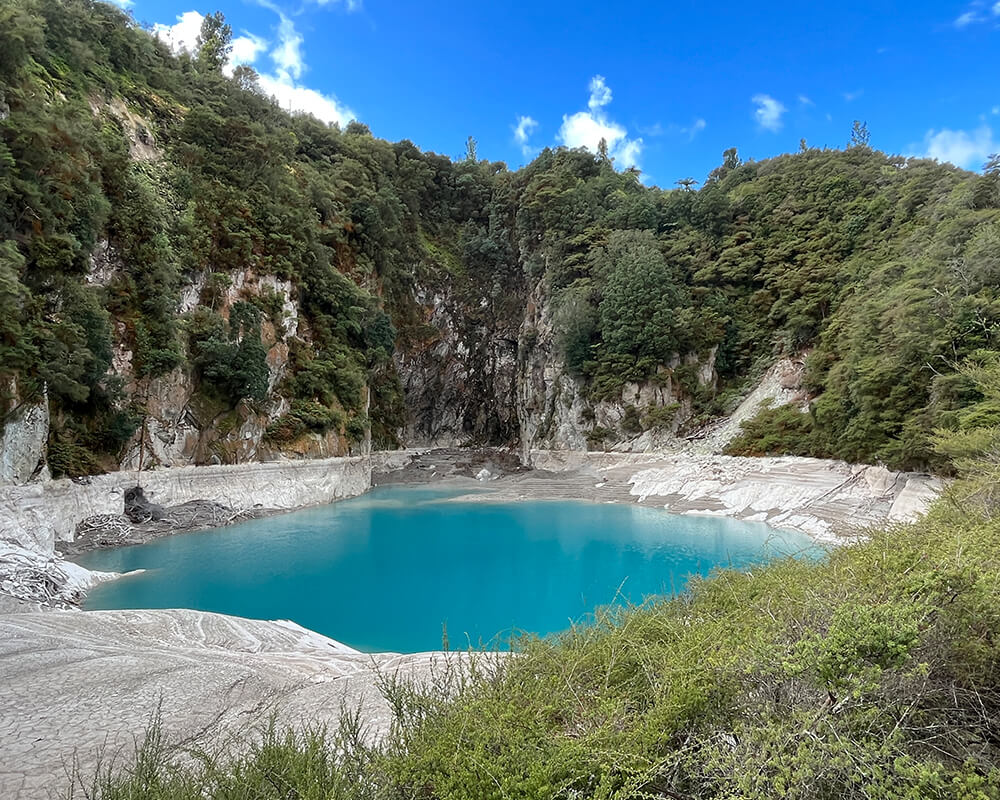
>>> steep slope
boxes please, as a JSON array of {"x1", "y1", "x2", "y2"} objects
[{"x1": 1, "y1": 0, "x2": 998, "y2": 481}]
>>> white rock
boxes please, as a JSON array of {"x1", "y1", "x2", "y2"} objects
[
  {"x1": 0, "y1": 392, "x2": 48, "y2": 485},
  {"x1": 0, "y1": 456, "x2": 371, "y2": 554}
]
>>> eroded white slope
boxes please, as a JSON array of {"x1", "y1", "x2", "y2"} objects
[{"x1": 0, "y1": 608, "x2": 455, "y2": 800}]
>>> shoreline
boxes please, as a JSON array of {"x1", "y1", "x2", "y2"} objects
[
  {"x1": 379, "y1": 449, "x2": 943, "y2": 544},
  {"x1": 0, "y1": 447, "x2": 943, "y2": 608},
  {"x1": 0, "y1": 449, "x2": 945, "y2": 799}
]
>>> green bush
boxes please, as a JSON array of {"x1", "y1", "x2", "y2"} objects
[
  {"x1": 265, "y1": 400, "x2": 346, "y2": 444},
  {"x1": 585, "y1": 425, "x2": 614, "y2": 448},
  {"x1": 643, "y1": 402, "x2": 680, "y2": 431},
  {"x1": 187, "y1": 305, "x2": 269, "y2": 406},
  {"x1": 620, "y1": 404, "x2": 642, "y2": 434},
  {"x1": 725, "y1": 403, "x2": 832, "y2": 458}
]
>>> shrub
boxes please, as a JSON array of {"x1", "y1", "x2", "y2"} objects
[
  {"x1": 725, "y1": 403, "x2": 832, "y2": 458},
  {"x1": 620, "y1": 404, "x2": 642, "y2": 434},
  {"x1": 643, "y1": 402, "x2": 680, "y2": 431},
  {"x1": 585, "y1": 425, "x2": 614, "y2": 449},
  {"x1": 265, "y1": 399, "x2": 345, "y2": 444},
  {"x1": 187, "y1": 305, "x2": 269, "y2": 405}
]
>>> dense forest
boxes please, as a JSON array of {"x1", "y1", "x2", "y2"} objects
[{"x1": 1, "y1": 0, "x2": 999, "y2": 476}]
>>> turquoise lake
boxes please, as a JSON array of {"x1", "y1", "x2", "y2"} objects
[{"x1": 76, "y1": 486, "x2": 815, "y2": 653}]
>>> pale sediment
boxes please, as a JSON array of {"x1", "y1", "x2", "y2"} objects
[
  {"x1": 383, "y1": 449, "x2": 944, "y2": 543},
  {"x1": 530, "y1": 450, "x2": 943, "y2": 541},
  {"x1": 1, "y1": 456, "x2": 371, "y2": 555},
  {"x1": 0, "y1": 608, "x2": 464, "y2": 800}
]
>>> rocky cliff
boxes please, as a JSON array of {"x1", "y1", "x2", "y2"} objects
[
  {"x1": 394, "y1": 282, "x2": 522, "y2": 448},
  {"x1": 516, "y1": 277, "x2": 718, "y2": 459},
  {"x1": 391, "y1": 271, "x2": 718, "y2": 457},
  {"x1": 0, "y1": 235, "x2": 759, "y2": 486}
]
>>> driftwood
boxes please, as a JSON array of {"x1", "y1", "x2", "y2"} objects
[
  {"x1": 75, "y1": 514, "x2": 134, "y2": 545},
  {"x1": 158, "y1": 500, "x2": 259, "y2": 531},
  {"x1": 0, "y1": 550, "x2": 79, "y2": 606},
  {"x1": 64, "y1": 499, "x2": 264, "y2": 557}
]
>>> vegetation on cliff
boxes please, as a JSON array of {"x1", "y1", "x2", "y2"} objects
[{"x1": 2, "y1": 0, "x2": 999, "y2": 473}]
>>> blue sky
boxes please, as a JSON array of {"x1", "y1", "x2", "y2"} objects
[{"x1": 119, "y1": 0, "x2": 999, "y2": 187}]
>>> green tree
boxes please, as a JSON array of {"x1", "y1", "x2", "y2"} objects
[
  {"x1": 0, "y1": 1, "x2": 44, "y2": 81},
  {"x1": 933, "y1": 352, "x2": 1000, "y2": 513},
  {"x1": 596, "y1": 230, "x2": 687, "y2": 367},
  {"x1": 195, "y1": 11, "x2": 232, "y2": 73},
  {"x1": 849, "y1": 119, "x2": 871, "y2": 148},
  {"x1": 231, "y1": 64, "x2": 259, "y2": 93},
  {"x1": 554, "y1": 286, "x2": 598, "y2": 375},
  {"x1": 596, "y1": 137, "x2": 610, "y2": 163}
]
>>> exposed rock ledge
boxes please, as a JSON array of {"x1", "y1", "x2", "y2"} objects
[
  {"x1": 524, "y1": 450, "x2": 944, "y2": 542},
  {"x1": 379, "y1": 449, "x2": 944, "y2": 544},
  {"x1": 1, "y1": 456, "x2": 370, "y2": 555},
  {"x1": 0, "y1": 608, "x2": 459, "y2": 800}
]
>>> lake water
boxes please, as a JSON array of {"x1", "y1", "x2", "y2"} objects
[{"x1": 76, "y1": 486, "x2": 815, "y2": 653}]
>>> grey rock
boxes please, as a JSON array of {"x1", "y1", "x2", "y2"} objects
[
  {"x1": 124, "y1": 486, "x2": 168, "y2": 522},
  {"x1": 0, "y1": 391, "x2": 49, "y2": 486}
]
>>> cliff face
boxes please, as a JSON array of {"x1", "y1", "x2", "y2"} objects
[
  {"x1": 0, "y1": 238, "x2": 721, "y2": 483},
  {"x1": 394, "y1": 283, "x2": 521, "y2": 448},
  {"x1": 516, "y1": 278, "x2": 717, "y2": 458},
  {"x1": 0, "y1": 386, "x2": 48, "y2": 484},
  {"x1": 388, "y1": 265, "x2": 718, "y2": 457},
  {"x1": 92, "y1": 254, "x2": 360, "y2": 474}
]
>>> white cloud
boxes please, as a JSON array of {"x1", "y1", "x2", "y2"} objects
[
  {"x1": 843, "y1": 89, "x2": 863, "y2": 102},
  {"x1": 559, "y1": 111, "x2": 626, "y2": 150},
  {"x1": 752, "y1": 94, "x2": 787, "y2": 132},
  {"x1": 513, "y1": 115, "x2": 539, "y2": 156},
  {"x1": 309, "y1": 0, "x2": 361, "y2": 8},
  {"x1": 954, "y1": 2, "x2": 1000, "y2": 27},
  {"x1": 557, "y1": 75, "x2": 643, "y2": 169},
  {"x1": 154, "y1": 9, "x2": 356, "y2": 127},
  {"x1": 798, "y1": 95, "x2": 814, "y2": 106},
  {"x1": 680, "y1": 118, "x2": 706, "y2": 141},
  {"x1": 270, "y1": 13, "x2": 304, "y2": 80},
  {"x1": 993, "y1": 106, "x2": 1000, "y2": 115},
  {"x1": 616, "y1": 139, "x2": 643, "y2": 168},
  {"x1": 153, "y1": 10, "x2": 204, "y2": 54},
  {"x1": 230, "y1": 33, "x2": 268, "y2": 68},
  {"x1": 917, "y1": 125, "x2": 997, "y2": 169},
  {"x1": 257, "y1": 73, "x2": 355, "y2": 126},
  {"x1": 588, "y1": 75, "x2": 612, "y2": 110},
  {"x1": 256, "y1": 12, "x2": 355, "y2": 125}
]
